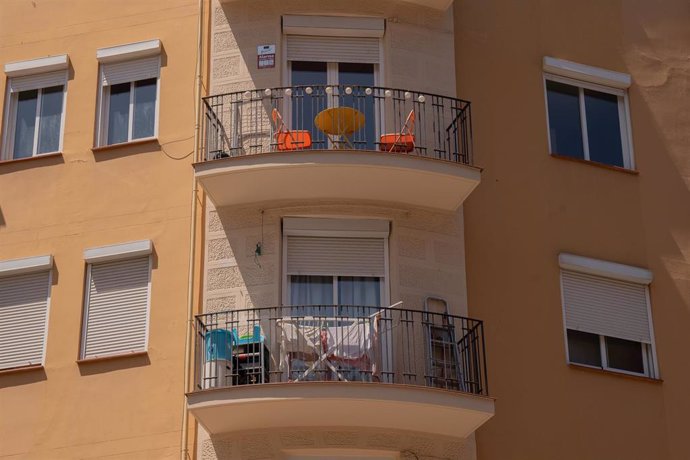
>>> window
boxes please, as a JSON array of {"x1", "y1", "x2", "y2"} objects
[
  {"x1": 81, "y1": 241, "x2": 152, "y2": 360},
  {"x1": 284, "y1": 19, "x2": 382, "y2": 150},
  {"x1": 559, "y1": 253, "x2": 657, "y2": 378},
  {"x1": 2, "y1": 54, "x2": 68, "y2": 160},
  {"x1": 543, "y1": 57, "x2": 633, "y2": 169},
  {"x1": 289, "y1": 61, "x2": 377, "y2": 150},
  {"x1": 282, "y1": 217, "x2": 389, "y2": 316},
  {"x1": 96, "y1": 40, "x2": 161, "y2": 146},
  {"x1": 0, "y1": 255, "x2": 53, "y2": 370}
]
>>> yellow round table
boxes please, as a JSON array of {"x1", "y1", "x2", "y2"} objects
[{"x1": 314, "y1": 107, "x2": 365, "y2": 149}]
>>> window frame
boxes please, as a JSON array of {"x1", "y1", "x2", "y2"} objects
[
  {"x1": 96, "y1": 65, "x2": 161, "y2": 147},
  {"x1": 2, "y1": 82, "x2": 67, "y2": 160},
  {"x1": 281, "y1": 218, "x2": 390, "y2": 309},
  {"x1": 543, "y1": 73, "x2": 635, "y2": 170},
  {"x1": 558, "y1": 257, "x2": 659, "y2": 379},
  {"x1": 565, "y1": 328, "x2": 654, "y2": 378}
]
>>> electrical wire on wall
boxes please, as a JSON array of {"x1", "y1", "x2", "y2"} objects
[{"x1": 254, "y1": 209, "x2": 264, "y2": 268}]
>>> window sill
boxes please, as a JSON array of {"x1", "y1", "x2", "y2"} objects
[
  {"x1": 0, "y1": 152, "x2": 62, "y2": 165},
  {"x1": 568, "y1": 363, "x2": 662, "y2": 383},
  {"x1": 0, "y1": 364, "x2": 44, "y2": 376},
  {"x1": 76, "y1": 350, "x2": 148, "y2": 364},
  {"x1": 91, "y1": 137, "x2": 158, "y2": 153},
  {"x1": 551, "y1": 153, "x2": 639, "y2": 175}
]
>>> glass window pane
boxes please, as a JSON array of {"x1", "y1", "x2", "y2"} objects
[
  {"x1": 605, "y1": 336, "x2": 644, "y2": 374},
  {"x1": 132, "y1": 78, "x2": 157, "y2": 140},
  {"x1": 338, "y1": 276, "x2": 381, "y2": 316},
  {"x1": 584, "y1": 89, "x2": 624, "y2": 167},
  {"x1": 338, "y1": 63, "x2": 375, "y2": 150},
  {"x1": 13, "y1": 89, "x2": 38, "y2": 159},
  {"x1": 567, "y1": 329, "x2": 602, "y2": 367},
  {"x1": 107, "y1": 82, "x2": 131, "y2": 145},
  {"x1": 290, "y1": 61, "x2": 327, "y2": 149},
  {"x1": 546, "y1": 80, "x2": 584, "y2": 159},
  {"x1": 37, "y1": 86, "x2": 64, "y2": 154},
  {"x1": 289, "y1": 275, "x2": 333, "y2": 317}
]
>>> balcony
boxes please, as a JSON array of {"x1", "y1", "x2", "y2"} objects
[
  {"x1": 187, "y1": 306, "x2": 494, "y2": 438},
  {"x1": 195, "y1": 85, "x2": 480, "y2": 211}
]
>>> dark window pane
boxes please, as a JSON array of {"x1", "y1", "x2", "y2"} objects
[
  {"x1": 132, "y1": 78, "x2": 157, "y2": 139},
  {"x1": 546, "y1": 80, "x2": 584, "y2": 159},
  {"x1": 107, "y1": 82, "x2": 131, "y2": 145},
  {"x1": 290, "y1": 61, "x2": 327, "y2": 149},
  {"x1": 37, "y1": 85, "x2": 64, "y2": 154},
  {"x1": 337, "y1": 276, "x2": 381, "y2": 316},
  {"x1": 605, "y1": 336, "x2": 644, "y2": 374},
  {"x1": 13, "y1": 89, "x2": 38, "y2": 158},
  {"x1": 567, "y1": 329, "x2": 601, "y2": 367},
  {"x1": 584, "y1": 89, "x2": 624, "y2": 167},
  {"x1": 338, "y1": 63, "x2": 375, "y2": 150},
  {"x1": 289, "y1": 275, "x2": 333, "y2": 317}
]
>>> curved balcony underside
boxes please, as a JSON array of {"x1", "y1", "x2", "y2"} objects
[
  {"x1": 187, "y1": 382, "x2": 494, "y2": 437},
  {"x1": 194, "y1": 150, "x2": 480, "y2": 210}
]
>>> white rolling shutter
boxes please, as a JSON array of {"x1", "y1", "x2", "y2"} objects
[
  {"x1": 82, "y1": 257, "x2": 151, "y2": 359},
  {"x1": 101, "y1": 56, "x2": 160, "y2": 86},
  {"x1": 561, "y1": 270, "x2": 652, "y2": 343},
  {"x1": 286, "y1": 35, "x2": 380, "y2": 64},
  {"x1": 0, "y1": 271, "x2": 51, "y2": 369},
  {"x1": 287, "y1": 236, "x2": 385, "y2": 277},
  {"x1": 9, "y1": 70, "x2": 67, "y2": 93}
]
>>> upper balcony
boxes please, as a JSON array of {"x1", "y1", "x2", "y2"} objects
[
  {"x1": 187, "y1": 305, "x2": 493, "y2": 438},
  {"x1": 194, "y1": 85, "x2": 480, "y2": 211}
]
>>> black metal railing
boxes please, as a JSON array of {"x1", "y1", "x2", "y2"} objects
[
  {"x1": 193, "y1": 305, "x2": 488, "y2": 397},
  {"x1": 201, "y1": 85, "x2": 473, "y2": 164}
]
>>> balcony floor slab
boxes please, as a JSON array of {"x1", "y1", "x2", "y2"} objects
[
  {"x1": 187, "y1": 381, "x2": 494, "y2": 438},
  {"x1": 194, "y1": 150, "x2": 481, "y2": 211}
]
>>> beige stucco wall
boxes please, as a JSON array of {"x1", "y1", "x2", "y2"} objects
[
  {"x1": 209, "y1": 0, "x2": 456, "y2": 96},
  {"x1": 197, "y1": 426, "x2": 475, "y2": 460},
  {"x1": 199, "y1": 1, "x2": 477, "y2": 456},
  {"x1": 456, "y1": 1, "x2": 690, "y2": 459},
  {"x1": 204, "y1": 201, "x2": 468, "y2": 316},
  {"x1": 0, "y1": 1, "x2": 199, "y2": 458}
]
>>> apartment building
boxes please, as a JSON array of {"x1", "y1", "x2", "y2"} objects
[
  {"x1": 0, "y1": 0, "x2": 199, "y2": 458},
  {"x1": 1, "y1": 0, "x2": 689, "y2": 459}
]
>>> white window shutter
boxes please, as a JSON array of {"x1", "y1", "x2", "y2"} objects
[
  {"x1": 0, "y1": 271, "x2": 51, "y2": 369},
  {"x1": 9, "y1": 70, "x2": 67, "y2": 93},
  {"x1": 561, "y1": 270, "x2": 652, "y2": 343},
  {"x1": 82, "y1": 257, "x2": 151, "y2": 359},
  {"x1": 287, "y1": 236, "x2": 385, "y2": 277},
  {"x1": 101, "y1": 56, "x2": 160, "y2": 86},
  {"x1": 286, "y1": 36, "x2": 380, "y2": 64}
]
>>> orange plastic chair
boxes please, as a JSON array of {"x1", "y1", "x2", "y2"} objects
[
  {"x1": 271, "y1": 108, "x2": 312, "y2": 151},
  {"x1": 379, "y1": 110, "x2": 415, "y2": 153}
]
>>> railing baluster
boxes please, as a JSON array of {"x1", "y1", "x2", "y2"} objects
[{"x1": 200, "y1": 85, "x2": 472, "y2": 164}]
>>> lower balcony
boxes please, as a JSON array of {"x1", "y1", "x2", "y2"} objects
[
  {"x1": 187, "y1": 306, "x2": 494, "y2": 438},
  {"x1": 194, "y1": 85, "x2": 480, "y2": 211}
]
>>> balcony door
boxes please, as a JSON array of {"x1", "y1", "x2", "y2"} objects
[{"x1": 289, "y1": 61, "x2": 377, "y2": 150}]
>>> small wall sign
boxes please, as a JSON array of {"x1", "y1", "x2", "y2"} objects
[{"x1": 257, "y1": 44, "x2": 275, "y2": 69}]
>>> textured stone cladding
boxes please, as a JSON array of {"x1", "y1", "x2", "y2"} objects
[
  {"x1": 209, "y1": 0, "x2": 456, "y2": 95},
  {"x1": 198, "y1": 427, "x2": 476, "y2": 459},
  {"x1": 204, "y1": 201, "x2": 468, "y2": 317}
]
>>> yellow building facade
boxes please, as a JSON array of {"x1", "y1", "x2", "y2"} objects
[
  {"x1": 0, "y1": 1, "x2": 199, "y2": 458},
  {"x1": 1, "y1": 1, "x2": 688, "y2": 459}
]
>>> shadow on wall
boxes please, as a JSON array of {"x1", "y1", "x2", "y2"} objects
[
  {"x1": 206, "y1": 206, "x2": 280, "y2": 312},
  {"x1": 77, "y1": 353, "x2": 151, "y2": 376},
  {"x1": 0, "y1": 368, "x2": 47, "y2": 389}
]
